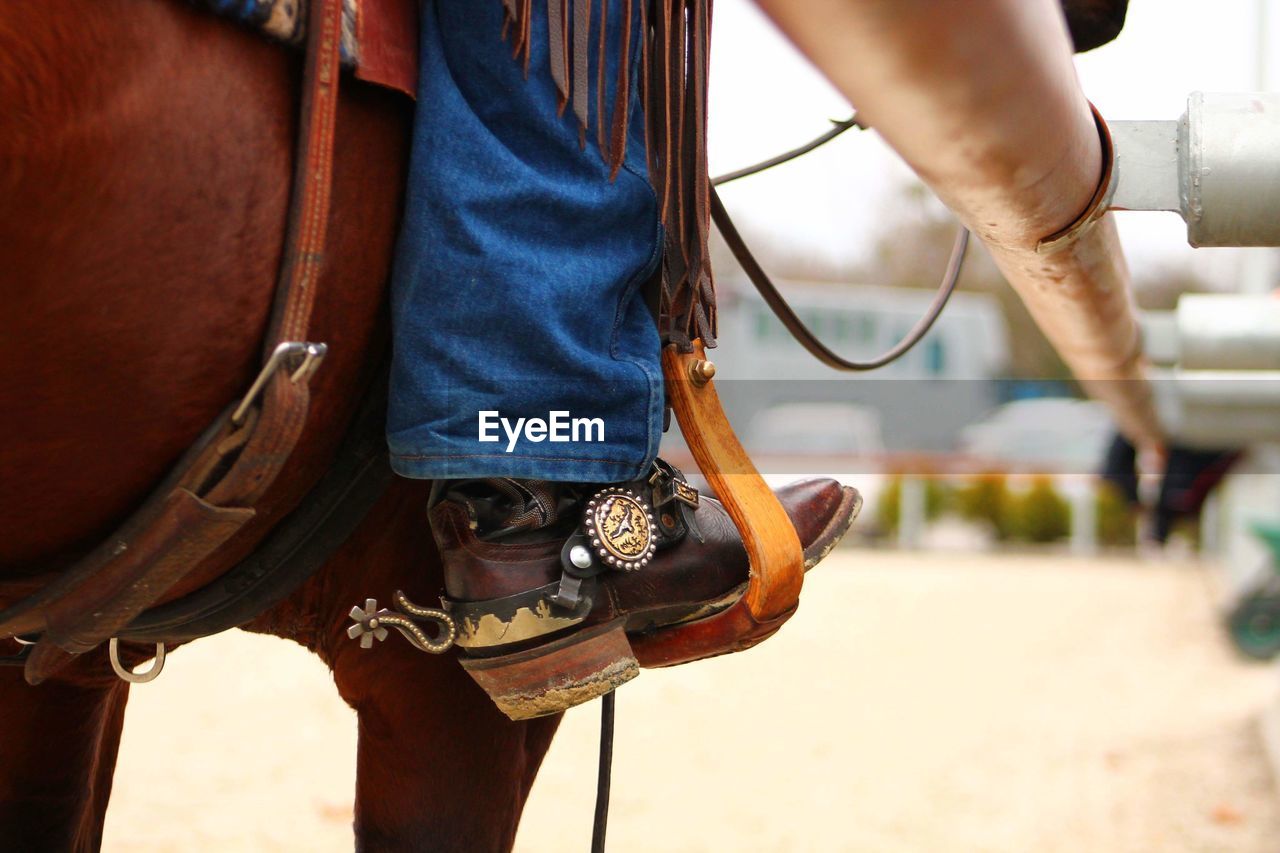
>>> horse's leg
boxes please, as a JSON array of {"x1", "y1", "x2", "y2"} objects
[
  {"x1": 0, "y1": 659, "x2": 129, "y2": 852},
  {"x1": 249, "y1": 480, "x2": 561, "y2": 851},
  {"x1": 341, "y1": 633, "x2": 560, "y2": 852}
]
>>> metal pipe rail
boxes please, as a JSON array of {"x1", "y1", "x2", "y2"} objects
[
  {"x1": 757, "y1": 0, "x2": 1163, "y2": 450},
  {"x1": 1110, "y1": 94, "x2": 1280, "y2": 247},
  {"x1": 1144, "y1": 295, "x2": 1280, "y2": 447}
]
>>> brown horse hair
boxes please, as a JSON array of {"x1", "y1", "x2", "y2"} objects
[{"x1": 0, "y1": 1, "x2": 560, "y2": 849}]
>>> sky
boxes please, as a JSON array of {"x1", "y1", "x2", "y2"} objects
[{"x1": 707, "y1": 0, "x2": 1280, "y2": 291}]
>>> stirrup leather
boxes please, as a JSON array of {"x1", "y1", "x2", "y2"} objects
[{"x1": 629, "y1": 341, "x2": 806, "y2": 667}]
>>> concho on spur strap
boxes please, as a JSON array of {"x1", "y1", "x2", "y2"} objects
[
  {"x1": 584, "y1": 488, "x2": 657, "y2": 571},
  {"x1": 539, "y1": 462, "x2": 699, "y2": 613},
  {"x1": 545, "y1": 485, "x2": 658, "y2": 614}
]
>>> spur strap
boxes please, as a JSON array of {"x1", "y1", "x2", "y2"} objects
[{"x1": 0, "y1": 0, "x2": 348, "y2": 683}]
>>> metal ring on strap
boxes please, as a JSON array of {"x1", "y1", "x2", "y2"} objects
[{"x1": 109, "y1": 638, "x2": 166, "y2": 683}]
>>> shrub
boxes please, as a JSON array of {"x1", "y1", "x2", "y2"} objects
[
  {"x1": 876, "y1": 475, "x2": 950, "y2": 535},
  {"x1": 1095, "y1": 482, "x2": 1137, "y2": 547},
  {"x1": 1005, "y1": 477, "x2": 1071, "y2": 543},
  {"x1": 954, "y1": 474, "x2": 1013, "y2": 540}
]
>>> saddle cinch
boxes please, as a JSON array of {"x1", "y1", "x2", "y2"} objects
[{"x1": 0, "y1": 0, "x2": 811, "y2": 684}]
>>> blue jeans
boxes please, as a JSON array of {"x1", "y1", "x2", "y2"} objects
[{"x1": 386, "y1": 0, "x2": 664, "y2": 483}]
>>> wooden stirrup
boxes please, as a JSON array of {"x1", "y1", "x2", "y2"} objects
[{"x1": 629, "y1": 341, "x2": 805, "y2": 668}]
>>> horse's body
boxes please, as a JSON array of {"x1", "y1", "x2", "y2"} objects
[
  {"x1": 0, "y1": 1, "x2": 557, "y2": 848},
  {"x1": 0, "y1": 0, "x2": 1133, "y2": 847}
]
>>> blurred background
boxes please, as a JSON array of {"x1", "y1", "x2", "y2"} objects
[
  {"x1": 697, "y1": 0, "x2": 1280, "y2": 622},
  {"x1": 100, "y1": 2, "x2": 1280, "y2": 850}
]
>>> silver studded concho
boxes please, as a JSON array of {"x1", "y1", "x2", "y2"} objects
[{"x1": 583, "y1": 487, "x2": 657, "y2": 571}]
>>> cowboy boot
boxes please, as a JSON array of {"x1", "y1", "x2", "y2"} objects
[{"x1": 429, "y1": 460, "x2": 860, "y2": 720}]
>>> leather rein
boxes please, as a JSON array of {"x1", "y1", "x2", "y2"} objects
[{"x1": 711, "y1": 117, "x2": 971, "y2": 371}]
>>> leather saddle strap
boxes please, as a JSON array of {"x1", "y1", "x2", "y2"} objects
[
  {"x1": 269, "y1": 0, "x2": 345, "y2": 351},
  {"x1": 205, "y1": 0, "x2": 347, "y2": 512},
  {"x1": 6, "y1": 0, "x2": 348, "y2": 682}
]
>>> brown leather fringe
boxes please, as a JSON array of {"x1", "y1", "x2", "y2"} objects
[
  {"x1": 608, "y1": 0, "x2": 632, "y2": 181},
  {"x1": 573, "y1": 0, "x2": 591, "y2": 145},
  {"x1": 501, "y1": 0, "x2": 717, "y2": 350},
  {"x1": 548, "y1": 0, "x2": 570, "y2": 113}
]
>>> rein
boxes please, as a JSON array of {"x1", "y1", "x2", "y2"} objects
[{"x1": 711, "y1": 116, "x2": 972, "y2": 371}]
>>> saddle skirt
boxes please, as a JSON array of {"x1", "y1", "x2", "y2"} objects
[{"x1": 194, "y1": 0, "x2": 419, "y2": 97}]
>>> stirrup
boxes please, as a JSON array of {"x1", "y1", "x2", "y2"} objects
[{"x1": 629, "y1": 341, "x2": 805, "y2": 667}]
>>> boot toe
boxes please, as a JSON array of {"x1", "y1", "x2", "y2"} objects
[{"x1": 775, "y1": 478, "x2": 863, "y2": 568}]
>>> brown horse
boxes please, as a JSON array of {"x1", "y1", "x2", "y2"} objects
[
  {"x1": 0, "y1": 0, "x2": 1130, "y2": 848},
  {"x1": 0, "y1": 1, "x2": 558, "y2": 849}
]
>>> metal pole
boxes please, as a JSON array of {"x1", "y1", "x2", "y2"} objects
[
  {"x1": 1069, "y1": 478, "x2": 1098, "y2": 557},
  {"x1": 898, "y1": 477, "x2": 925, "y2": 550},
  {"x1": 755, "y1": 0, "x2": 1162, "y2": 451}
]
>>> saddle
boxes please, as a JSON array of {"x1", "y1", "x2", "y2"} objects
[
  {"x1": 189, "y1": 0, "x2": 420, "y2": 97},
  {"x1": 0, "y1": 0, "x2": 806, "y2": 682}
]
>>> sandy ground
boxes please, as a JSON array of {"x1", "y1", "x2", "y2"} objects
[{"x1": 101, "y1": 551, "x2": 1280, "y2": 852}]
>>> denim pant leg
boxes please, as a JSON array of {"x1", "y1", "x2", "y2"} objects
[{"x1": 386, "y1": 0, "x2": 663, "y2": 483}]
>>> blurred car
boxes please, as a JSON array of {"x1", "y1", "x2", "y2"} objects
[
  {"x1": 747, "y1": 403, "x2": 886, "y2": 456},
  {"x1": 959, "y1": 397, "x2": 1113, "y2": 473},
  {"x1": 743, "y1": 403, "x2": 887, "y2": 510}
]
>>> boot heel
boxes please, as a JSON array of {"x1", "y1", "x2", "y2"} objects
[{"x1": 459, "y1": 619, "x2": 638, "y2": 720}]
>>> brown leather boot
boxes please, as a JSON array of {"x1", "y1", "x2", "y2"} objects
[{"x1": 430, "y1": 460, "x2": 860, "y2": 719}]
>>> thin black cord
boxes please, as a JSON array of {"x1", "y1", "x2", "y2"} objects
[{"x1": 591, "y1": 691, "x2": 616, "y2": 853}]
